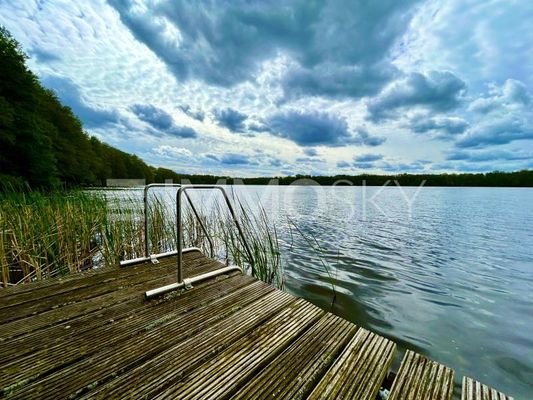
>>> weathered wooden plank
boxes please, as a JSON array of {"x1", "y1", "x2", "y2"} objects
[
  {"x1": 0, "y1": 250, "x2": 203, "y2": 300},
  {"x1": 0, "y1": 275, "x2": 259, "y2": 390},
  {"x1": 307, "y1": 328, "x2": 396, "y2": 400},
  {"x1": 0, "y1": 271, "x2": 242, "y2": 364},
  {"x1": 230, "y1": 313, "x2": 358, "y2": 400},
  {"x1": 1, "y1": 250, "x2": 510, "y2": 400},
  {"x1": 81, "y1": 291, "x2": 298, "y2": 400},
  {"x1": 388, "y1": 350, "x2": 454, "y2": 400},
  {"x1": 7, "y1": 287, "x2": 291, "y2": 399},
  {"x1": 0, "y1": 258, "x2": 201, "y2": 324},
  {"x1": 0, "y1": 252, "x2": 207, "y2": 322},
  {"x1": 154, "y1": 300, "x2": 325, "y2": 400},
  {"x1": 462, "y1": 377, "x2": 514, "y2": 400},
  {"x1": 0, "y1": 257, "x2": 223, "y2": 340}
]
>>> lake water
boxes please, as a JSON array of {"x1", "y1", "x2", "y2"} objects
[{"x1": 143, "y1": 184, "x2": 533, "y2": 399}]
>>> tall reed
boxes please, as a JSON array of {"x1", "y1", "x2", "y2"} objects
[
  {"x1": 0, "y1": 191, "x2": 106, "y2": 285},
  {"x1": 213, "y1": 198, "x2": 283, "y2": 288},
  {"x1": 0, "y1": 189, "x2": 283, "y2": 288}
]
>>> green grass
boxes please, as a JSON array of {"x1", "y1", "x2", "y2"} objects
[{"x1": 0, "y1": 189, "x2": 283, "y2": 288}]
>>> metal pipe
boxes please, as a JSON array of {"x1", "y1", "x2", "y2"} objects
[
  {"x1": 176, "y1": 185, "x2": 255, "y2": 283},
  {"x1": 144, "y1": 265, "x2": 242, "y2": 299},
  {"x1": 128, "y1": 184, "x2": 253, "y2": 299},
  {"x1": 184, "y1": 190, "x2": 215, "y2": 258},
  {"x1": 177, "y1": 187, "x2": 184, "y2": 283},
  {"x1": 120, "y1": 247, "x2": 202, "y2": 267},
  {"x1": 216, "y1": 187, "x2": 255, "y2": 274},
  {"x1": 143, "y1": 184, "x2": 182, "y2": 258},
  {"x1": 143, "y1": 183, "x2": 213, "y2": 259}
]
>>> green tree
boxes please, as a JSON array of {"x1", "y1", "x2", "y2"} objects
[{"x1": 0, "y1": 27, "x2": 159, "y2": 189}]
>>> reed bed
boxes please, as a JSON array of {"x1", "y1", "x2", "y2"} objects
[
  {"x1": 0, "y1": 189, "x2": 283, "y2": 288},
  {"x1": 214, "y1": 199, "x2": 283, "y2": 288}
]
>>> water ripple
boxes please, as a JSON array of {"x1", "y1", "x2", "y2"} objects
[{"x1": 259, "y1": 186, "x2": 533, "y2": 399}]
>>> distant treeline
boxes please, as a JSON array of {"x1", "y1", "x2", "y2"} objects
[
  {"x1": 235, "y1": 170, "x2": 533, "y2": 187},
  {"x1": 157, "y1": 170, "x2": 533, "y2": 187},
  {"x1": 1, "y1": 28, "x2": 531, "y2": 190}
]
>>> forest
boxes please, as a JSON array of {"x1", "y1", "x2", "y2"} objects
[
  {"x1": 1, "y1": 27, "x2": 531, "y2": 189},
  {"x1": 239, "y1": 170, "x2": 533, "y2": 187},
  {"x1": 0, "y1": 27, "x2": 161, "y2": 189}
]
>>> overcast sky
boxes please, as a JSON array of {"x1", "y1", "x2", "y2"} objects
[{"x1": 2, "y1": 0, "x2": 532, "y2": 176}]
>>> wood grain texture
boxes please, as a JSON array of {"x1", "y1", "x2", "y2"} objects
[
  {"x1": 462, "y1": 376, "x2": 514, "y2": 400},
  {"x1": 0, "y1": 252, "x2": 513, "y2": 400},
  {"x1": 307, "y1": 328, "x2": 396, "y2": 400},
  {"x1": 389, "y1": 350, "x2": 454, "y2": 400},
  {"x1": 230, "y1": 313, "x2": 358, "y2": 400}
]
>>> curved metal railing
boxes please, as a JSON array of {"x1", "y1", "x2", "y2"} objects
[
  {"x1": 175, "y1": 185, "x2": 254, "y2": 283},
  {"x1": 142, "y1": 183, "x2": 214, "y2": 259},
  {"x1": 121, "y1": 184, "x2": 253, "y2": 298}
]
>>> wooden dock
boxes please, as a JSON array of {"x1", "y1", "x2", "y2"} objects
[{"x1": 0, "y1": 250, "x2": 513, "y2": 399}]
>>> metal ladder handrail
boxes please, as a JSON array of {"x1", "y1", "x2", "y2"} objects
[
  {"x1": 176, "y1": 185, "x2": 255, "y2": 283},
  {"x1": 142, "y1": 183, "x2": 214, "y2": 259},
  {"x1": 143, "y1": 185, "x2": 254, "y2": 299}
]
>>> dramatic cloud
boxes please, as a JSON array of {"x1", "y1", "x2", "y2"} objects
[
  {"x1": 2, "y1": 0, "x2": 532, "y2": 175},
  {"x1": 266, "y1": 110, "x2": 351, "y2": 147},
  {"x1": 131, "y1": 104, "x2": 174, "y2": 131},
  {"x1": 336, "y1": 161, "x2": 351, "y2": 168},
  {"x1": 41, "y1": 75, "x2": 119, "y2": 128},
  {"x1": 455, "y1": 117, "x2": 533, "y2": 148},
  {"x1": 446, "y1": 149, "x2": 532, "y2": 163},
  {"x1": 219, "y1": 153, "x2": 255, "y2": 165},
  {"x1": 265, "y1": 110, "x2": 385, "y2": 147},
  {"x1": 269, "y1": 158, "x2": 283, "y2": 167},
  {"x1": 108, "y1": 0, "x2": 419, "y2": 95},
  {"x1": 353, "y1": 162, "x2": 376, "y2": 169},
  {"x1": 247, "y1": 122, "x2": 272, "y2": 133},
  {"x1": 449, "y1": 80, "x2": 533, "y2": 150},
  {"x1": 303, "y1": 148, "x2": 318, "y2": 156},
  {"x1": 408, "y1": 115, "x2": 469, "y2": 137},
  {"x1": 179, "y1": 105, "x2": 205, "y2": 121},
  {"x1": 502, "y1": 80, "x2": 531, "y2": 106},
  {"x1": 166, "y1": 126, "x2": 197, "y2": 138},
  {"x1": 214, "y1": 108, "x2": 248, "y2": 133},
  {"x1": 355, "y1": 128, "x2": 386, "y2": 147},
  {"x1": 354, "y1": 153, "x2": 383, "y2": 162},
  {"x1": 282, "y1": 62, "x2": 398, "y2": 100},
  {"x1": 295, "y1": 157, "x2": 325, "y2": 164},
  {"x1": 367, "y1": 71, "x2": 466, "y2": 121},
  {"x1": 469, "y1": 79, "x2": 531, "y2": 114},
  {"x1": 131, "y1": 104, "x2": 197, "y2": 138}
]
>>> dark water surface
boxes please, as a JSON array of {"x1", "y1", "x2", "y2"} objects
[{"x1": 228, "y1": 185, "x2": 533, "y2": 399}]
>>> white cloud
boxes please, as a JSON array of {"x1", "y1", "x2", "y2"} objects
[
  {"x1": 469, "y1": 79, "x2": 531, "y2": 114},
  {"x1": 153, "y1": 145, "x2": 193, "y2": 158},
  {"x1": 0, "y1": 0, "x2": 532, "y2": 175}
]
